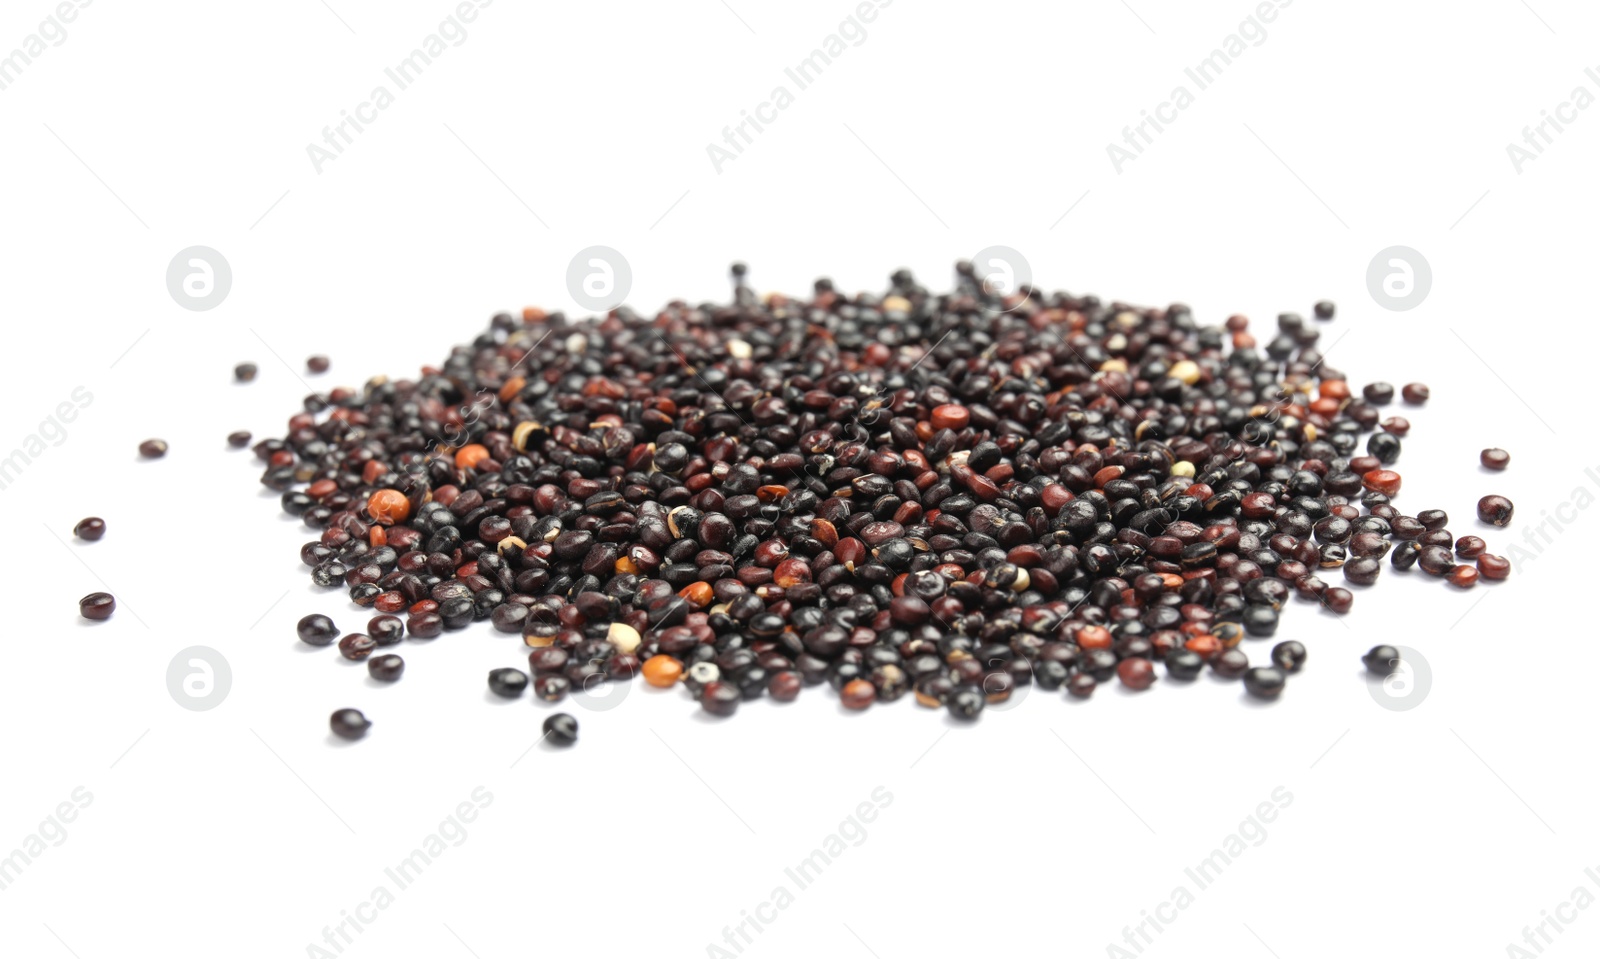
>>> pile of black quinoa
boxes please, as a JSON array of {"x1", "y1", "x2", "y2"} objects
[{"x1": 255, "y1": 264, "x2": 1509, "y2": 733}]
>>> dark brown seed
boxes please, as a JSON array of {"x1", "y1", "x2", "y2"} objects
[
  {"x1": 227, "y1": 430, "x2": 252, "y2": 448},
  {"x1": 700, "y1": 681, "x2": 741, "y2": 716},
  {"x1": 1418, "y1": 546, "x2": 1455, "y2": 576},
  {"x1": 74, "y1": 517, "x2": 106, "y2": 541},
  {"x1": 79, "y1": 592, "x2": 115, "y2": 620},
  {"x1": 1447, "y1": 565, "x2": 1479, "y2": 588},
  {"x1": 338, "y1": 634, "x2": 376, "y2": 661},
  {"x1": 307, "y1": 355, "x2": 330, "y2": 373},
  {"x1": 1116, "y1": 658, "x2": 1156, "y2": 690},
  {"x1": 1480, "y1": 448, "x2": 1509, "y2": 470},
  {"x1": 235, "y1": 362, "x2": 258, "y2": 382},
  {"x1": 1343, "y1": 557, "x2": 1381, "y2": 586},
  {"x1": 1401, "y1": 383, "x2": 1429, "y2": 404},
  {"x1": 1211, "y1": 648, "x2": 1250, "y2": 679},
  {"x1": 1454, "y1": 535, "x2": 1486, "y2": 559},
  {"x1": 840, "y1": 678, "x2": 876, "y2": 709},
  {"x1": 1477, "y1": 495, "x2": 1513, "y2": 527},
  {"x1": 367, "y1": 654, "x2": 404, "y2": 681},
  {"x1": 330, "y1": 708, "x2": 370, "y2": 740},
  {"x1": 138, "y1": 439, "x2": 168, "y2": 458},
  {"x1": 1477, "y1": 553, "x2": 1510, "y2": 580}
]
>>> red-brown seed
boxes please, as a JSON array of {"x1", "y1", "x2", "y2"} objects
[
  {"x1": 1361, "y1": 469, "x2": 1401, "y2": 496},
  {"x1": 929, "y1": 404, "x2": 970, "y2": 431},
  {"x1": 1477, "y1": 553, "x2": 1510, "y2": 580}
]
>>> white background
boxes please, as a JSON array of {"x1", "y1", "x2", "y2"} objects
[{"x1": 1, "y1": 1, "x2": 1595, "y2": 957}]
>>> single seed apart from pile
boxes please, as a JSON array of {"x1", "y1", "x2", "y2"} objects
[
  {"x1": 543, "y1": 713, "x2": 578, "y2": 746},
  {"x1": 1477, "y1": 495, "x2": 1514, "y2": 526},
  {"x1": 1401, "y1": 383, "x2": 1429, "y2": 404},
  {"x1": 79, "y1": 592, "x2": 115, "y2": 621},
  {"x1": 227, "y1": 430, "x2": 252, "y2": 448},
  {"x1": 330, "y1": 708, "x2": 370, "y2": 740},
  {"x1": 1480, "y1": 448, "x2": 1509, "y2": 470},
  {"x1": 307, "y1": 355, "x2": 330, "y2": 373},
  {"x1": 74, "y1": 517, "x2": 105, "y2": 541},
  {"x1": 297, "y1": 614, "x2": 338, "y2": 646},
  {"x1": 1363, "y1": 645, "x2": 1400, "y2": 675},
  {"x1": 138, "y1": 439, "x2": 168, "y2": 458},
  {"x1": 235, "y1": 362, "x2": 258, "y2": 382}
]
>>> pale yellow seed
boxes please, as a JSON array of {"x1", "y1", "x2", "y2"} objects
[
  {"x1": 607, "y1": 622, "x2": 642, "y2": 655},
  {"x1": 883, "y1": 295, "x2": 912, "y2": 313},
  {"x1": 512, "y1": 421, "x2": 540, "y2": 452},
  {"x1": 497, "y1": 535, "x2": 528, "y2": 554},
  {"x1": 524, "y1": 631, "x2": 555, "y2": 648},
  {"x1": 1170, "y1": 461, "x2": 1196, "y2": 478},
  {"x1": 728, "y1": 339, "x2": 752, "y2": 360},
  {"x1": 1099, "y1": 358, "x2": 1129, "y2": 373},
  {"x1": 1011, "y1": 568, "x2": 1031, "y2": 592},
  {"x1": 1169, "y1": 360, "x2": 1200, "y2": 385}
]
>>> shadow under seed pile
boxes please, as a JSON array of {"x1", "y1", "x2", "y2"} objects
[{"x1": 258, "y1": 264, "x2": 1493, "y2": 729}]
